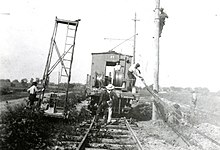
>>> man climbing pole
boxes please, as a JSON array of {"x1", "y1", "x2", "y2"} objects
[{"x1": 159, "y1": 8, "x2": 168, "y2": 37}]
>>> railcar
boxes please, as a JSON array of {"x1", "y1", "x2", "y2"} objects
[{"x1": 87, "y1": 50, "x2": 140, "y2": 117}]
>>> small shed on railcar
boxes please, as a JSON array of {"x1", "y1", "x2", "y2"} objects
[{"x1": 90, "y1": 50, "x2": 132, "y2": 88}]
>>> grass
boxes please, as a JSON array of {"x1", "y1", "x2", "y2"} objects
[
  {"x1": 0, "y1": 88, "x2": 91, "y2": 150},
  {"x1": 0, "y1": 92, "x2": 28, "y2": 102},
  {"x1": 0, "y1": 104, "x2": 54, "y2": 150},
  {"x1": 159, "y1": 90, "x2": 220, "y2": 126}
]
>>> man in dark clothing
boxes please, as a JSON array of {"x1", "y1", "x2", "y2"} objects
[
  {"x1": 27, "y1": 80, "x2": 44, "y2": 107},
  {"x1": 96, "y1": 84, "x2": 118, "y2": 125}
]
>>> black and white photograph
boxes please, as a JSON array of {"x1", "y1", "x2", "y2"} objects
[{"x1": 0, "y1": 0, "x2": 220, "y2": 149}]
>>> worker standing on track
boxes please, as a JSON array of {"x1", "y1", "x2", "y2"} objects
[
  {"x1": 95, "y1": 84, "x2": 118, "y2": 125},
  {"x1": 127, "y1": 63, "x2": 143, "y2": 92},
  {"x1": 190, "y1": 89, "x2": 198, "y2": 124},
  {"x1": 192, "y1": 90, "x2": 197, "y2": 109},
  {"x1": 27, "y1": 79, "x2": 44, "y2": 107}
]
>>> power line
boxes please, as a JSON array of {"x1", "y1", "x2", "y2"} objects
[
  {"x1": 104, "y1": 38, "x2": 133, "y2": 41},
  {"x1": 108, "y1": 33, "x2": 138, "y2": 52}
]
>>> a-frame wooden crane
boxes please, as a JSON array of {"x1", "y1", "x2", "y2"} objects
[{"x1": 39, "y1": 17, "x2": 80, "y2": 118}]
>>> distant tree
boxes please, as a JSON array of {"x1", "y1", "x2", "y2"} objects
[
  {"x1": 11, "y1": 79, "x2": 20, "y2": 87},
  {"x1": 30, "y1": 78, "x2": 34, "y2": 83},
  {"x1": 12, "y1": 79, "x2": 19, "y2": 83},
  {"x1": 170, "y1": 86, "x2": 183, "y2": 92},
  {"x1": 162, "y1": 87, "x2": 171, "y2": 92},
  {"x1": 195, "y1": 87, "x2": 209, "y2": 94},
  {"x1": 0, "y1": 79, "x2": 11, "y2": 94},
  {"x1": 217, "y1": 90, "x2": 220, "y2": 96},
  {"x1": 185, "y1": 87, "x2": 193, "y2": 92},
  {"x1": 49, "y1": 82, "x2": 55, "y2": 86},
  {"x1": 36, "y1": 78, "x2": 40, "y2": 83},
  {"x1": 0, "y1": 79, "x2": 11, "y2": 87},
  {"x1": 5, "y1": 79, "x2": 11, "y2": 83},
  {"x1": 69, "y1": 83, "x2": 75, "y2": 88},
  {"x1": 21, "y1": 78, "x2": 28, "y2": 87}
]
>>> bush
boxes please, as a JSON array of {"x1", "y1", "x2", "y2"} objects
[
  {"x1": 128, "y1": 103, "x2": 152, "y2": 121},
  {"x1": 1, "y1": 104, "x2": 54, "y2": 150},
  {"x1": 0, "y1": 87, "x2": 11, "y2": 95},
  {"x1": 0, "y1": 92, "x2": 91, "y2": 150}
]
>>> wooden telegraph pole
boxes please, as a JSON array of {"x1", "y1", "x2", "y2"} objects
[
  {"x1": 132, "y1": 13, "x2": 139, "y2": 64},
  {"x1": 154, "y1": 0, "x2": 160, "y2": 92},
  {"x1": 152, "y1": 0, "x2": 160, "y2": 120}
]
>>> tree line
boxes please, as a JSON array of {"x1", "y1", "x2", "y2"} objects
[{"x1": 0, "y1": 78, "x2": 85, "y2": 95}]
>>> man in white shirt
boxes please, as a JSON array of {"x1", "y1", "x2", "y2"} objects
[
  {"x1": 127, "y1": 63, "x2": 142, "y2": 91},
  {"x1": 27, "y1": 81, "x2": 44, "y2": 106},
  {"x1": 114, "y1": 62, "x2": 121, "y2": 71},
  {"x1": 192, "y1": 90, "x2": 197, "y2": 109}
]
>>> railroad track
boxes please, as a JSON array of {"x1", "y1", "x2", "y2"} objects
[
  {"x1": 77, "y1": 117, "x2": 143, "y2": 150},
  {"x1": 54, "y1": 117, "x2": 143, "y2": 150}
]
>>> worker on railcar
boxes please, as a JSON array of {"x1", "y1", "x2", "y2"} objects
[
  {"x1": 95, "y1": 84, "x2": 118, "y2": 125},
  {"x1": 114, "y1": 62, "x2": 121, "y2": 71},
  {"x1": 127, "y1": 63, "x2": 143, "y2": 92}
]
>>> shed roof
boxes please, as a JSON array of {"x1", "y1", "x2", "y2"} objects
[{"x1": 91, "y1": 50, "x2": 132, "y2": 57}]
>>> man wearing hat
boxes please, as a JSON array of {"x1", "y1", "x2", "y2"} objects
[
  {"x1": 27, "y1": 79, "x2": 44, "y2": 107},
  {"x1": 96, "y1": 84, "x2": 118, "y2": 125}
]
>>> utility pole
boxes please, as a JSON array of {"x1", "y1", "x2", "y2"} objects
[
  {"x1": 152, "y1": 0, "x2": 160, "y2": 120},
  {"x1": 154, "y1": 0, "x2": 160, "y2": 92},
  {"x1": 132, "y1": 13, "x2": 140, "y2": 64}
]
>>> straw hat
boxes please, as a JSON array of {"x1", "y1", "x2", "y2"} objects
[{"x1": 106, "y1": 84, "x2": 115, "y2": 90}]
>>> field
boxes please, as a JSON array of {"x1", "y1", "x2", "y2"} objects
[
  {"x1": 159, "y1": 90, "x2": 220, "y2": 126},
  {"x1": 1, "y1": 87, "x2": 219, "y2": 149},
  {"x1": 134, "y1": 89, "x2": 220, "y2": 150}
]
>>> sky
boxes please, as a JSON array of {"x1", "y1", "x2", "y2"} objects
[{"x1": 0, "y1": 0, "x2": 220, "y2": 92}]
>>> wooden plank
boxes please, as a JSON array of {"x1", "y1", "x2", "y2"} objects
[{"x1": 56, "y1": 18, "x2": 80, "y2": 26}]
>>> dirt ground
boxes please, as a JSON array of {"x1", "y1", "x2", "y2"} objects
[
  {"x1": 134, "y1": 120, "x2": 220, "y2": 150},
  {"x1": 1, "y1": 90, "x2": 220, "y2": 150},
  {"x1": 131, "y1": 90, "x2": 220, "y2": 150}
]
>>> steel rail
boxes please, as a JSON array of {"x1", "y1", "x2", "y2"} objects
[
  {"x1": 193, "y1": 127, "x2": 220, "y2": 147},
  {"x1": 76, "y1": 116, "x2": 96, "y2": 150},
  {"x1": 124, "y1": 118, "x2": 144, "y2": 150}
]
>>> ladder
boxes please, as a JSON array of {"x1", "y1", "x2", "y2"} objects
[{"x1": 40, "y1": 17, "x2": 80, "y2": 115}]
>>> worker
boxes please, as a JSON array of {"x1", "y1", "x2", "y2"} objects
[
  {"x1": 190, "y1": 89, "x2": 198, "y2": 123},
  {"x1": 192, "y1": 90, "x2": 197, "y2": 109},
  {"x1": 127, "y1": 63, "x2": 143, "y2": 92},
  {"x1": 95, "y1": 84, "x2": 118, "y2": 125},
  {"x1": 114, "y1": 62, "x2": 121, "y2": 71},
  {"x1": 159, "y1": 8, "x2": 168, "y2": 37},
  {"x1": 172, "y1": 103, "x2": 182, "y2": 125},
  {"x1": 27, "y1": 79, "x2": 44, "y2": 107}
]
